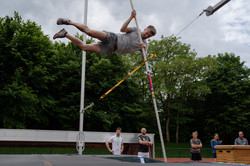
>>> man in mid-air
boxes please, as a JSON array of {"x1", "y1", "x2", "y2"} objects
[{"x1": 53, "y1": 10, "x2": 156, "y2": 57}]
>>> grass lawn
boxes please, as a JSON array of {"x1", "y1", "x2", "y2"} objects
[
  {"x1": 0, "y1": 147, "x2": 108, "y2": 155},
  {"x1": 0, "y1": 142, "x2": 213, "y2": 158},
  {"x1": 155, "y1": 142, "x2": 213, "y2": 158}
]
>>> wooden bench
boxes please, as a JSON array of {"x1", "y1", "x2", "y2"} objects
[{"x1": 215, "y1": 145, "x2": 250, "y2": 165}]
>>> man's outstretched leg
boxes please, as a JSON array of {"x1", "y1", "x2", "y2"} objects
[
  {"x1": 53, "y1": 28, "x2": 101, "y2": 54},
  {"x1": 57, "y1": 18, "x2": 106, "y2": 41}
]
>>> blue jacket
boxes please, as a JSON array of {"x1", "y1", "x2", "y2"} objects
[{"x1": 210, "y1": 140, "x2": 221, "y2": 154}]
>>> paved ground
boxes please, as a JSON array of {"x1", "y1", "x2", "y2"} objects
[
  {"x1": 0, "y1": 155, "x2": 248, "y2": 166},
  {"x1": 157, "y1": 158, "x2": 215, "y2": 162}
]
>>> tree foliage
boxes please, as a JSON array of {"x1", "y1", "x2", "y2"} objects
[
  {"x1": 1, "y1": 13, "x2": 250, "y2": 144},
  {"x1": 147, "y1": 36, "x2": 217, "y2": 143},
  {"x1": 200, "y1": 53, "x2": 250, "y2": 143},
  {"x1": 0, "y1": 12, "x2": 54, "y2": 128}
]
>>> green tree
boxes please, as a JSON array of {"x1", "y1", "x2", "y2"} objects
[
  {"x1": 49, "y1": 35, "x2": 153, "y2": 132},
  {"x1": 0, "y1": 12, "x2": 54, "y2": 128},
  {"x1": 202, "y1": 53, "x2": 250, "y2": 144},
  {"x1": 147, "y1": 35, "x2": 217, "y2": 142},
  {"x1": 84, "y1": 51, "x2": 154, "y2": 132},
  {"x1": 0, "y1": 12, "x2": 156, "y2": 131},
  {"x1": 120, "y1": 47, "x2": 159, "y2": 133}
]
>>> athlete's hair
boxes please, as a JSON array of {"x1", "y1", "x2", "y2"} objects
[
  {"x1": 147, "y1": 25, "x2": 156, "y2": 36},
  {"x1": 116, "y1": 127, "x2": 122, "y2": 132},
  {"x1": 192, "y1": 131, "x2": 198, "y2": 136}
]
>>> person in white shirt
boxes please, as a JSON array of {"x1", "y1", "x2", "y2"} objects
[{"x1": 105, "y1": 127, "x2": 124, "y2": 155}]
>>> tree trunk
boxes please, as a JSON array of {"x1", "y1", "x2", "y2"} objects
[
  {"x1": 175, "y1": 102, "x2": 180, "y2": 143},
  {"x1": 166, "y1": 93, "x2": 171, "y2": 142},
  {"x1": 142, "y1": 80, "x2": 145, "y2": 98},
  {"x1": 175, "y1": 109, "x2": 180, "y2": 143}
]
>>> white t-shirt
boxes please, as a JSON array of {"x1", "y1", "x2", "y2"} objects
[{"x1": 108, "y1": 135, "x2": 123, "y2": 155}]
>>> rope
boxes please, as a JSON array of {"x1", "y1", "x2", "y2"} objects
[{"x1": 175, "y1": 10, "x2": 205, "y2": 36}]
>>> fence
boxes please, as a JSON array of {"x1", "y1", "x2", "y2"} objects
[
  {"x1": 0, "y1": 129, "x2": 155, "y2": 157},
  {"x1": 0, "y1": 146, "x2": 213, "y2": 158},
  {"x1": 155, "y1": 147, "x2": 213, "y2": 158}
]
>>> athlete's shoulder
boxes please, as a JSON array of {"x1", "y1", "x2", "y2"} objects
[{"x1": 127, "y1": 27, "x2": 137, "y2": 33}]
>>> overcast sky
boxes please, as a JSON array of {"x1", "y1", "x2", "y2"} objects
[{"x1": 1, "y1": 0, "x2": 250, "y2": 66}]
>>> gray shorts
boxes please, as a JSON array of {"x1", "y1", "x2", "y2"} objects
[{"x1": 98, "y1": 31, "x2": 117, "y2": 55}]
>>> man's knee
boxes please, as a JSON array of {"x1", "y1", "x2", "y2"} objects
[
  {"x1": 79, "y1": 44, "x2": 89, "y2": 52},
  {"x1": 80, "y1": 44, "x2": 100, "y2": 54}
]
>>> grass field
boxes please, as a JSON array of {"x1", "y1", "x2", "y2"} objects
[
  {"x1": 0, "y1": 142, "x2": 213, "y2": 158},
  {"x1": 155, "y1": 142, "x2": 213, "y2": 158}
]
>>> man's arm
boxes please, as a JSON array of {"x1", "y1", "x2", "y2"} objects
[
  {"x1": 147, "y1": 141, "x2": 153, "y2": 146},
  {"x1": 141, "y1": 52, "x2": 145, "y2": 60},
  {"x1": 139, "y1": 139, "x2": 149, "y2": 146},
  {"x1": 234, "y1": 139, "x2": 238, "y2": 145},
  {"x1": 121, "y1": 144, "x2": 124, "y2": 153},
  {"x1": 140, "y1": 42, "x2": 148, "y2": 60},
  {"x1": 105, "y1": 141, "x2": 114, "y2": 153},
  {"x1": 120, "y1": 10, "x2": 136, "y2": 33},
  {"x1": 147, "y1": 137, "x2": 153, "y2": 146},
  {"x1": 191, "y1": 143, "x2": 197, "y2": 148},
  {"x1": 139, "y1": 139, "x2": 152, "y2": 146},
  {"x1": 140, "y1": 47, "x2": 148, "y2": 60},
  {"x1": 211, "y1": 140, "x2": 215, "y2": 149}
]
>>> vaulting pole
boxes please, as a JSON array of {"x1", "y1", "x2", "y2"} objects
[
  {"x1": 77, "y1": 0, "x2": 88, "y2": 155},
  {"x1": 100, "y1": 54, "x2": 157, "y2": 100},
  {"x1": 129, "y1": 0, "x2": 167, "y2": 162}
]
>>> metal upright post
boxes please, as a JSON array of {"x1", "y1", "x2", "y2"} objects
[
  {"x1": 78, "y1": 0, "x2": 88, "y2": 155},
  {"x1": 129, "y1": 0, "x2": 167, "y2": 162}
]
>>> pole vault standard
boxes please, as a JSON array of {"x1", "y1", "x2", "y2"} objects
[
  {"x1": 77, "y1": 0, "x2": 88, "y2": 155},
  {"x1": 205, "y1": 0, "x2": 230, "y2": 16},
  {"x1": 129, "y1": 0, "x2": 167, "y2": 162},
  {"x1": 176, "y1": 0, "x2": 231, "y2": 36}
]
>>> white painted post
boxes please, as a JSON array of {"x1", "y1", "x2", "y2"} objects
[{"x1": 78, "y1": 0, "x2": 88, "y2": 155}]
